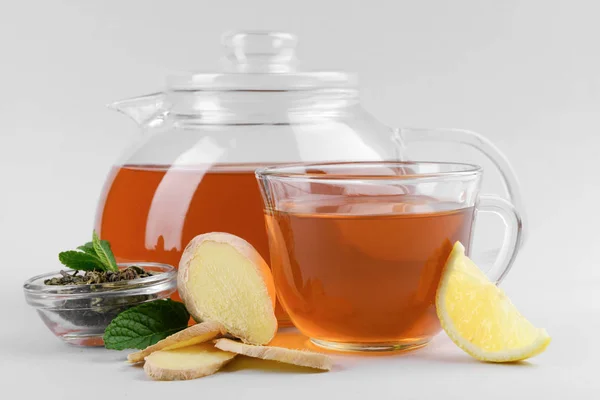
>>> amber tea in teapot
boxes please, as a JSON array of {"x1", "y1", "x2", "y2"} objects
[{"x1": 93, "y1": 163, "x2": 292, "y2": 317}]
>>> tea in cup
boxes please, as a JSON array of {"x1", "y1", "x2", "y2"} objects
[{"x1": 256, "y1": 162, "x2": 521, "y2": 351}]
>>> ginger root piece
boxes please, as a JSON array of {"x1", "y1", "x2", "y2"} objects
[
  {"x1": 178, "y1": 232, "x2": 278, "y2": 345},
  {"x1": 143, "y1": 343, "x2": 236, "y2": 381},
  {"x1": 214, "y1": 338, "x2": 333, "y2": 371},
  {"x1": 127, "y1": 320, "x2": 226, "y2": 364}
]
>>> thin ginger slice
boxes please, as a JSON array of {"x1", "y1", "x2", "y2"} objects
[
  {"x1": 143, "y1": 343, "x2": 236, "y2": 381},
  {"x1": 127, "y1": 320, "x2": 226, "y2": 364},
  {"x1": 214, "y1": 338, "x2": 333, "y2": 371},
  {"x1": 178, "y1": 232, "x2": 278, "y2": 345}
]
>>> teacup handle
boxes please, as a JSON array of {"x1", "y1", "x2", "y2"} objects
[{"x1": 475, "y1": 195, "x2": 523, "y2": 284}]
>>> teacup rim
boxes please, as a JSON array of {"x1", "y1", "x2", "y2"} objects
[{"x1": 255, "y1": 161, "x2": 483, "y2": 181}]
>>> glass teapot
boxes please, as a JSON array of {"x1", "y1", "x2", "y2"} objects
[{"x1": 94, "y1": 31, "x2": 525, "y2": 324}]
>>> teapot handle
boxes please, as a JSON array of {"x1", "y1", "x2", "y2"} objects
[{"x1": 394, "y1": 127, "x2": 527, "y2": 246}]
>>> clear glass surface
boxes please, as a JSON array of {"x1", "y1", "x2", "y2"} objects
[{"x1": 23, "y1": 263, "x2": 177, "y2": 347}]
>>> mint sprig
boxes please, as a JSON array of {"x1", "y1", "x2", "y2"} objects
[
  {"x1": 76, "y1": 242, "x2": 97, "y2": 256},
  {"x1": 92, "y1": 231, "x2": 118, "y2": 272},
  {"x1": 58, "y1": 231, "x2": 119, "y2": 272},
  {"x1": 58, "y1": 251, "x2": 108, "y2": 272},
  {"x1": 103, "y1": 299, "x2": 190, "y2": 350}
]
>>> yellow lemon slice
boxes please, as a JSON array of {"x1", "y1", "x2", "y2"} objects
[{"x1": 436, "y1": 242, "x2": 551, "y2": 362}]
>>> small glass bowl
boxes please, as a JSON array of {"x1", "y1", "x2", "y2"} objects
[{"x1": 23, "y1": 263, "x2": 177, "y2": 347}]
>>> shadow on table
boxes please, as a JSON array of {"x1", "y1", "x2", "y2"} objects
[{"x1": 265, "y1": 328, "x2": 537, "y2": 367}]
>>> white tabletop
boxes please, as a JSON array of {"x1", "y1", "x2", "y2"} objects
[{"x1": 5, "y1": 235, "x2": 598, "y2": 400}]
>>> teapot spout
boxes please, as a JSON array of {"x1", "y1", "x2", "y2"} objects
[{"x1": 107, "y1": 92, "x2": 168, "y2": 127}]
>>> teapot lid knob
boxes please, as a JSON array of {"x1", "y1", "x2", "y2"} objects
[
  {"x1": 166, "y1": 30, "x2": 356, "y2": 90},
  {"x1": 220, "y1": 30, "x2": 299, "y2": 73}
]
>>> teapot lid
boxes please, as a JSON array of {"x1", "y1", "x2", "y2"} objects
[{"x1": 166, "y1": 31, "x2": 357, "y2": 91}]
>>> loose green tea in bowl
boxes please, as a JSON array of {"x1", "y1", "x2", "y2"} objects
[
  {"x1": 23, "y1": 231, "x2": 177, "y2": 346},
  {"x1": 44, "y1": 266, "x2": 154, "y2": 285},
  {"x1": 45, "y1": 230, "x2": 159, "y2": 286}
]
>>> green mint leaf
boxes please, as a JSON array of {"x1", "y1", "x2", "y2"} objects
[
  {"x1": 92, "y1": 231, "x2": 118, "y2": 272},
  {"x1": 76, "y1": 241, "x2": 97, "y2": 256},
  {"x1": 103, "y1": 299, "x2": 190, "y2": 350},
  {"x1": 58, "y1": 250, "x2": 107, "y2": 272}
]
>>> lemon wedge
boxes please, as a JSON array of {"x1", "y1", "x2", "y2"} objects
[{"x1": 436, "y1": 241, "x2": 551, "y2": 362}]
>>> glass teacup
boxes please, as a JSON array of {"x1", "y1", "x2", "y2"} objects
[{"x1": 256, "y1": 162, "x2": 522, "y2": 352}]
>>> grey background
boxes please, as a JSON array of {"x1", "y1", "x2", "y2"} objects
[{"x1": 1, "y1": 0, "x2": 598, "y2": 398}]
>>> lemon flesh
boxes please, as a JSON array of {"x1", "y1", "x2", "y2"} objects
[{"x1": 436, "y1": 242, "x2": 551, "y2": 362}]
